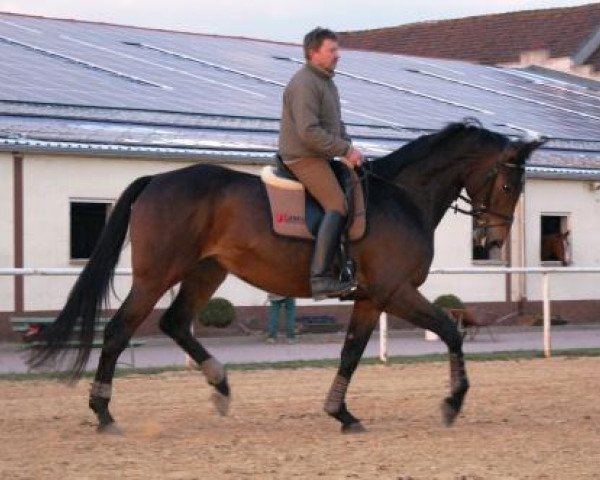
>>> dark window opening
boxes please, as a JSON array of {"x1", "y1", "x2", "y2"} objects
[
  {"x1": 472, "y1": 218, "x2": 504, "y2": 262},
  {"x1": 540, "y1": 215, "x2": 570, "y2": 265},
  {"x1": 70, "y1": 202, "x2": 110, "y2": 260}
]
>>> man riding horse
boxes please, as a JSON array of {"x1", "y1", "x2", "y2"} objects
[
  {"x1": 279, "y1": 27, "x2": 364, "y2": 299},
  {"x1": 28, "y1": 25, "x2": 545, "y2": 433}
]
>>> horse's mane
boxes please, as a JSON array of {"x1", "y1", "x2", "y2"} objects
[{"x1": 370, "y1": 118, "x2": 508, "y2": 179}]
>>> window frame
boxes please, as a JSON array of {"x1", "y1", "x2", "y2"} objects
[
  {"x1": 471, "y1": 217, "x2": 508, "y2": 266},
  {"x1": 69, "y1": 198, "x2": 114, "y2": 264},
  {"x1": 539, "y1": 212, "x2": 571, "y2": 267}
]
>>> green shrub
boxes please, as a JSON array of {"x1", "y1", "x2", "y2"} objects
[
  {"x1": 432, "y1": 294, "x2": 465, "y2": 310},
  {"x1": 197, "y1": 298, "x2": 236, "y2": 328}
]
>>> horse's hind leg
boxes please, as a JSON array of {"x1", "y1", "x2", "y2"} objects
[
  {"x1": 89, "y1": 280, "x2": 166, "y2": 432},
  {"x1": 158, "y1": 258, "x2": 230, "y2": 415},
  {"x1": 385, "y1": 286, "x2": 469, "y2": 426}
]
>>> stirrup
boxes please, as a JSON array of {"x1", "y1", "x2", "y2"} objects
[{"x1": 311, "y1": 277, "x2": 357, "y2": 301}]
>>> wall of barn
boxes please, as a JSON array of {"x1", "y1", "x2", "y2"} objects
[
  {"x1": 19, "y1": 153, "x2": 267, "y2": 312},
  {"x1": 420, "y1": 204, "x2": 508, "y2": 303},
  {"x1": 0, "y1": 152, "x2": 14, "y2": 312},
  {"x1": 524, "y1": 178, "x2": 600, "y2": 301},
  {"x1": 2, "y1": 155, "x2": 600, "y2": 340}
]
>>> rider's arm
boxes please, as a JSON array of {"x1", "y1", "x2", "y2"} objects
[{"x1": 286, "y1": 81, "x2": 351, "y2": 158}]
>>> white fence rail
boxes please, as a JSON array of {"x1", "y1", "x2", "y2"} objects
[
  {"x1": 378, "y1": 267, "x2": 600, "y2": 362},
  {"x1": 2, "y1": 267, "x2": 600, "y2": 360},
  {"x1": 0, "y1": 268, "x2": 133, "y2": 276}
]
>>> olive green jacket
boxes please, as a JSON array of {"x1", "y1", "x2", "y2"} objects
[{"x1": 278, "y1": 62, "x2": 351, "y2": 162}]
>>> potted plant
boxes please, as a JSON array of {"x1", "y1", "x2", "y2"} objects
[
  {"x1": 431, "y1": 294, "x2": 470, "y2": 339},
  {"x1": 197, "y1": 297, "x2": 236, "y2": 328}
]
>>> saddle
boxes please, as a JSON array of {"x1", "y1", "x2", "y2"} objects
[{"x1": 260, "y1": 155, "x2": 367, "y2": 241}]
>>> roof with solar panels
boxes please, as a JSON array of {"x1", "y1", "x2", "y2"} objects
[{"x1": 1, "y1": 11, "x2": 600, "y2": 179}]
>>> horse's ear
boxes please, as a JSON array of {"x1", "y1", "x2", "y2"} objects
[{"x1": 512, "y1": 136, "x2": 547, "y2": 162}]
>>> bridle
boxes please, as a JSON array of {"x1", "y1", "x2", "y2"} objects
[
  {"x1": 362, "y1": 146, "x2": 524, "y2": 230},
  {"x1": 452, "y1": 158, "x2": 524, "y2": 229}
]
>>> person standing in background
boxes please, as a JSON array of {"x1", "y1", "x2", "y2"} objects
[{"x1": 266, "y1": 293, "x2": 297, "y2": 344}]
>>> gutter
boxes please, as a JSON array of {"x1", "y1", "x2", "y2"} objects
[
  {"x1": 0, "y1": 137, "x2": 276, "y2": 164},
  {"x1": 2, "y1": 137, "x2": 600, "y2": 178},
  {"x1": 526, "y1": 165, "x2": 600, "y2": 181}
]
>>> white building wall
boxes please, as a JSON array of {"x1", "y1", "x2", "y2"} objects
[
  {"x1": 0, "y1": 153, "x2": 14, "y2": 311},
  {"x1": 21, "y1": 154, "x2": 267, "y2": 311},
  {"x1": 524, "y1": 178, "x2": 600, "y2": 300},
  {"x1": 420, "y1": 207, "x2": 507, "y2": 303},
  {"x1": 15, "y1": 154, "x2": 600, "y2": 314}
]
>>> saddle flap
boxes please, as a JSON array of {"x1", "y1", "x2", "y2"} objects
[{"x1": 261, "y1": 163, "x2": 367, "y2": 241}]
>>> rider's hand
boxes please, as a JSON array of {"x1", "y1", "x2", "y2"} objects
[{"x1": 345, "y1": 146, "x2": 364, "y2": 167}]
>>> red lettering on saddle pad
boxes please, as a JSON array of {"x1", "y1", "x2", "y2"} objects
[{"x1": 276, "y1": 213, "x2": 304, "y2": 224}]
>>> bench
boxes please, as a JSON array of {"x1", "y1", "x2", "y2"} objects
[
  {"x1": 296, "y1": 315, "x2": 341, "y2": 334},
  {"x1": 10, "y1": 317, "x2": 145, "y2": 369}
]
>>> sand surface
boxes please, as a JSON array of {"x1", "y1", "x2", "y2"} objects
[{"x1": 1, "y1": 357, "x2": 598, "y2": 479}]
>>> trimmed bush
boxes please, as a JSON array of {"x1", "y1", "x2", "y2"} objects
[
  {"x1": 432, "y1": 294, "x2": 465, "y2": 310},
  {"x1": 197, "y1": 298, "x2": 236, "y2": 328}
]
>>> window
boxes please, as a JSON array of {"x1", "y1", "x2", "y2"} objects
[
  {"x1": 70, "y1": 201, "x2": 111, "y2": 260},
  {"x1": 540, "y1": 215, "x2": 571, "y2": 265},
  {"x1": 472, "y1": 218, "x2": 505, "y2": 263}
]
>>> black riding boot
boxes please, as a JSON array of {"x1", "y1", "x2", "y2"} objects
[{"x1": 311, "y1": 210, "x2": 356, "y2": 300}]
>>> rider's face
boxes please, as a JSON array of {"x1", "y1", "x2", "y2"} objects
[{"x1": 309, "y1": 39, "x2": 340, "y2": 72}]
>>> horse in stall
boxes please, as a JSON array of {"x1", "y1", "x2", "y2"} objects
[
  {"x1": 29, "y1": 119, "x2": 544, "y2": 433},
  {"x1": 541, "y1": 231, "x2": 570, "y2": 265}
]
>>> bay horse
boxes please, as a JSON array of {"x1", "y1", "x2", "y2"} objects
[
  {"x1": 30, "y1": 120, "x2": 544, "y2": 433},
  {"x1": 541, "y1": 231, "x2": 570, "y2": 265}
]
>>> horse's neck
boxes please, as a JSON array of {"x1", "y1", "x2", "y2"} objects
[{"x1": 388, "y1": 152, "x2": 469, "y2": 229}]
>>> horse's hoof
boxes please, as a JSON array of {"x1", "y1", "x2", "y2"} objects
[
  {"x1": 441, "y1": 398, "x2": 460, "y2": 427},
  {"x1": 97, "y1": 422, "x2": 123, "y2": 435},
  {"x1": 211, "y1": 391, "x2": 230, "y2": 417},
  {"x1": 214, "y1": 377, "x2": 230, "y2": 397},
  {"x1": 342, "y1": 421, "x2": 367, "y2": 434}
]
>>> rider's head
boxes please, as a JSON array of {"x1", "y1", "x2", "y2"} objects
[{"x1": 304, "y1": 27, "x2": 340, "y2": 72}]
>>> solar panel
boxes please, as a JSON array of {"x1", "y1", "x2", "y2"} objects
[
  {"x1": 477, "y1": 74, "x2": 600, "y2": 112},
  {"x1": 275, "y1": 55, "x2": 493, "y2": 115},
  {"x1": 0, "y1": 11, "x2": 599, "y2": 148},
  {"x1": 406, "y1": 67, "x2": 600, "y2": 122},
  {"x1": 0, "y1": 18, "x2": 42, "y2": 34},
  {"x1": 61, "y1": 35, "x2": 266, "y2": 98},
  {"x1": 125, "y1": 41, "x2": 287, "y2": 88},
  {"x1": 0, "y1": 34, "x2": 170, "y2": 89}
]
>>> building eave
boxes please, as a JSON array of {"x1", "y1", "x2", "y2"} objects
[
  {"x1": 0, "y1": 137, "x2": 275, "y2": 165},
  {"x1": 4, "y1": 136, "x2": 600, "y2": 179},
  {"x1": 526, "y1": 165, "x2": 600, "y2": 181}
]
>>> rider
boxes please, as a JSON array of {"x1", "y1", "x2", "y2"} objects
[{"x1": 278, "y1": 27, "x2": 364, "y2": 299}]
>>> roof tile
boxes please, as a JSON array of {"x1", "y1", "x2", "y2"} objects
[{"x1": 339, "y1": 4, "x2": 600, "y2": 68}]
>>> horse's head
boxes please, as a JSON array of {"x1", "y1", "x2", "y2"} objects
[{"x1": 465, "y1": 136, "x2": 545, "y2": 251}]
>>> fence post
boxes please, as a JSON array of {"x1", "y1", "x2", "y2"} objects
[
  {"x1": 542, "y1": 273, "x2": 552, "y2": 358},
  {"x1": 379, "y1": 313, "x2": 388, "y2": 363}
]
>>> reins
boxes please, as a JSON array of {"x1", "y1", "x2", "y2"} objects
[{"x1": 361, "y1": 150, "x2": 523, "y2": 230}]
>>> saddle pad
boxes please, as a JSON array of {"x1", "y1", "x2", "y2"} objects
[{"x1": 261, "y1": 165, "x2": 367, "y2": 241}]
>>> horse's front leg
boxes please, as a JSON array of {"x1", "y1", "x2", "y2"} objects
[
  {"x1": 324, "y1": 298, "x2": 381, "y2": 433},
  {"x1": 384, "y1": 285, "x2": 469, "y2": 426}
]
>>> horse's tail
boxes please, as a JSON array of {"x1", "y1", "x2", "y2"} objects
[{"x1": 28, "y1": 175, "x2": 153, "y2": 380}]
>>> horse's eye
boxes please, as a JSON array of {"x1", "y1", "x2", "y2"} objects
[{"x1": 502, "y1": 184, "x2": 511, "y2": 193}]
